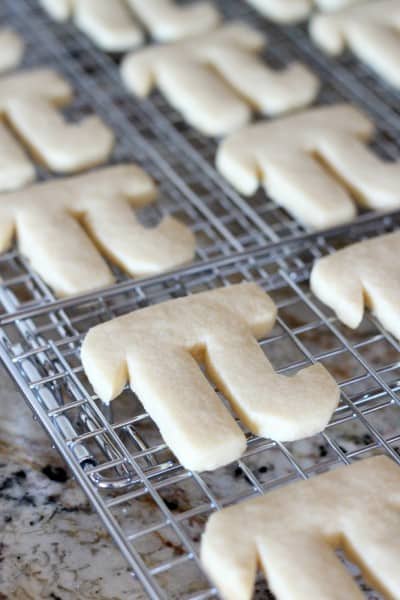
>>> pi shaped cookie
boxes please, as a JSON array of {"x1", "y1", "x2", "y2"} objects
[
  {"x1": 81, "y1": 283, "x2": 339, "y2": 471},
  {"x1": 311, "y1": 1, "x2": 400, "y2": 88},
  {"x1": 247, "y1": 0, "x2": 365, "y2": 23},
  {"x1": 0, "y1": 30, "x2": 24, "y2": 74},
  {"x1": 217, "y1": 103, "x2": 400, "y2": 229},
  {"x1": 202, "y1": 455, "x2": 400, "y2": 600},
  {"x1": 0, "y1": 31, "x2": 34, "y2": 192},
  {"x1": 128, "y1": 0, "x2": 221, "y2": 42},
  {"x1": 0, "y1": 165, "x2": 195, "y2": 297},
  {"x1": 0, "y1": 67, "x2": 114, "y2": 176},
  {"x1": 40, "y1": 0, "x2": 220, "y2": 51},
  {"x1": 121, "y1": 23, "x2": 319, "y2": 136},
  {"x1": 311, "y1": 231, "x2": 400, "y2": 340}
]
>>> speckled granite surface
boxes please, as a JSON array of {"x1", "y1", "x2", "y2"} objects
[{"x1": 0, "y1": 364, "x2": 147, "y2": 600}]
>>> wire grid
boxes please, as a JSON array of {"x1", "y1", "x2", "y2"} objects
[
  {"x1": 150, "y1": 0, "x2": 400, "y2": 160},
  {"x1": 27, "y1": 0, "x2": 400, "y2": 240},
  {"x1": 0, "y1": 1, "x2": 276, "y2": 317},
  {"x1": 144, "y1": 4, "x2": 400, "y2": 231},
  {"x1": 1, "y1": 213, "x2": 400, "y2": 599},
  {"x1": 1, "y1": 0, "x2": 399, "y2": 316},
  {"x1": 0, "y1": 2, "x2": 400, "y2": 598},
  {"x1": 9, "y1": 0, "x2": 400, "y2": 256}
]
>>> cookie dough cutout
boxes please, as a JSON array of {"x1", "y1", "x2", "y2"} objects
[
  {"x1": 0, "y1": 68, "x2": 114, "y2": 173},
  {"x1": 121, "y1": 23, "x2": 319, "y2": 136},
  {"x1": 246, "y1": 0, "x2": 365, "y2": 23},
  {"x1": 317, "y1": 0, "x2": 366, "y2": 9},
  {"x1": 0, "y1": 124, "x2": 35, "y2": 191},
  {"x1": 0, "y1": 30, "x2": 24, "y2": 73},
  {"x1": 0, "y1": 165, "x2": 195, "y2": 297},
  {"x1": 40, "y1": 0, "x2": 220, "y2": 50},
  {"x1": 39, "y1": 0, "x2": 72, "y2": 21},
  {"x1": 310, "y1": 1, "x2": 400, "y2": 88},
  {"x1": 74, "y1": 0, "x2": 144, "y2": 52},
  {"x1": 0, "y1": 31, "x2": 34, "y2": 191},
  {"x1": 202, "y1": 455, "x2": 400, "y2": 600},
  {"x1": 128, "y1": 0, "x2": 221, "y2": 42},
  {"x1": 217, "y1": 104, "x2": 400, "y2": 229},
  {"x1": 81, "y1": 283, "x2": 339, "y2": 471},
  {"x1": 246, "y1": 0, "x2": 312, "y2": 23},
  {"x1": 311, "y1": 231, "x2": 400, "y2": 340}
]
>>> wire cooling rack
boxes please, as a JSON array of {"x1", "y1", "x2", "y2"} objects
[
  {"x1": 1, "y1": 0, "x2": 400, "y2": 318},
  {"x1": 0, "y1": 1, "x2": 400, "y2": 598},
  {"x1": 0, "y1": 1, "x2": 268, "y2": 314},
  {"x1": 1, "y1": 213, "x2": 400, "y2": 599}
]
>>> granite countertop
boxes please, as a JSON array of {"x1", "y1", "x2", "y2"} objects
[{"x1": 0, "y1": 364, "x2": 147, "y2": 600}]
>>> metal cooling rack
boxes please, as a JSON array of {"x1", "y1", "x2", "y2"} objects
[
  {"x1": 0, "y1": 1, "x2": 400, "y2": 599},
  {"x1": 0, "y1": 1, "x2": 271, "y2": 315},
  {"x1": 1, "y1": 213, "x2": 400, "y2": 600},
  {"x1": 27, "y1": 0, "x2": 400, "y2": 241},
  {"x1": 2, "y1": 0, "x2": 400, "y2": 316}
]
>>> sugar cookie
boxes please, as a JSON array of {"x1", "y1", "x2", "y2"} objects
[
  {"x1": 7, "y1": 97, "x2": 114, "y2": 173},
  {"x1": 310, "y1": 1, "x2": 400, "y2": 88},
  {"x1": 0, "y1": 165, "x2": 195, "y2": 297},
  {"x1": 217, "y1": 104, "x2": 400, "y2": 229},
  {"x1": 311, "y1": 231, "x2": 400, "y2": 339},
  {"x1": 39, "y1": 0, "x2": 72, "y2": 21},
  {"x1": 40, "y1": 0, "x2": 220, "y2": 50},
  {"x1": 128, "y1": 0, "x2": 221, "y2": 41},
  {"x1": 0, "y1": 68, "x2": 114, "y2": 172},
  {"x1": 0, "y1": 30, "x2": 24, "y2": 73},
  {"x1": 246, "y1": 0, "x2": 312, "y2": 23},
  {"x1": 0, "y1": 69, "x2": 66, "y2": 189},
  {"x1": 0, "y1": 68, "x2": 71, "y2": 106},
  {"x1": 0, "y1": 41, "x2": 36, "y2": 190},
  {"x1": 247, "y1": 0, "x2": 365, "y2": 23},
  {"x1": 74, "y1": 0, "x2": 144, "y2": 52},
  {"x1": 317, "y1": 0, "x2": 366, "y2": 8},
  {"x1": 121, "y1": 23, "x2": 319, "y2": 136},
  {"x1": 81, "y1": 283, "x2": 339, "y2": 471},
  {"x1": 0, "y1": 124, "x2": 35, "y2": 192},
  {"x1": 202, "y1": 455, "x2": 400, "y2": 600}
]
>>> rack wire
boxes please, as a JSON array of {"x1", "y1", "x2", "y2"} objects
[
  {"x1": 1, "y1": 213, "x2": 400, "y2": 599},
  {"x1": 0, "y1": 1, "x2": 270, "y2": 315},
  {"x1": 37, "y1": 0, "x2": 400, "y2": 240},
  {"x1": 2, "y1": 0, "x2": 400, "y2": 319},
  {"x1": 0, "y1": 1, "x2": 400, "y2": 599}
]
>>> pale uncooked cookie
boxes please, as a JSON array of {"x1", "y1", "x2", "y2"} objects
[
  {"x1": 217, "y1": 104, "x2": 400, "y2": 229},
  {"x1": 0, "y1": 30, "x2": 24, "y2": 73},
  {"x1": 0, "y1": 124, "x2": 35, "y2": 192},
  {"x1": 247, "y1": 0, "x2": 365, "y2": 23},
  {"x1": 7, "y1": 98, "x2": 114, "y2": 173},
  {"x1": 311, "y1": 231, "x2": 400, "y2": 339},
  {"x1": 121, "y1": 23, "x2": 319, "y2": 136},
  {"x1": 39, "y1": 0, "x2": 72, "y2": 21},
  {"x1": 40, "y1": 0, "x2": 220, "y2": 49},
  {"x1": 0, "y1": 68, "x2": 71, "y2": 107},
  {"x1": 317, "y1": 0, "x2": 366, "y2": 9},
  {"x1": 0, "y1": 70, "x2": 66, "y2": 191},
  {"x1": 128, "y1": 0, "x2": 221, "y2": 41},
  {"x1": 0, "y1": 165, "x2": 195, "y2": 297},
  {"x1": 0, "y1": 68, "x2": 114, "y2": 173},
  {"x1": 74, "y1": 0, "x2": 144, "y2": 52},
  {"x1": 202, "y1": 455, "x2": 400, "y2": 600},
  {"x1": 246, "y1": 0, "x2": 312, "y2": 23},
  {"x1": 310, "y1": 1, "x2": 400, "y2": 88},
  {"x1": 81, "y1": 283, "x2": 339, "y2": 471}
]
